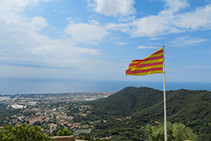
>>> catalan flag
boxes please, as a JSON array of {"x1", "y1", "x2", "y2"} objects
[{"x1": 126, "y1": 47, "x2": 164, "y2": 76}]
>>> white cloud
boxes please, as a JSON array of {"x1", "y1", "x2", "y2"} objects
[
  {"x1": 29, "y1": 39, "x2": 102, "y2": 69},
  {"x1": 116, "y1": 42, "x2": 128, "y2": 45},
  {"x1": 31, "y1": 16, "x2": 48, "y2": 30},
  {"x1": 0, "y1": 0, "x2": 39, "y2": 13},
  {"x1": 0, "y1": 0, "x2": 49, "y2": 23},
  {"x1": 164, "y1": 0, "x2": 189, "y2": 12},
  {"x1": 0, "y1": 0, "x2": 49, "y2": 34},
  {"x1": 106, "y1": 23, "x2": 132, "y2": 33},
  {"x1": 174, "y1": 4, "x2": 211, "y2": 30},
  {"x1": 107, "y1": 14, "x2": 179, "y2": 37},
  {"x1": 106, "y1": 1, "x2": 211, "y2": 37},
  {"x1": 0, "y1": 0, "x2": 104, "y2": 73},
  {"x1": 150, "y1": 37, "x2": 163, "y2": 40},
  {"x1": 0, "y1": 20, "x2": 103, "y2": 68},
  {"x1": 131, "y1": 15, "x2": 174, "y2": 37},
  {"x1": 65, "y1": 23, "x2": 108, "y2": 44},
  {"x1": 88, "y1": 20, "x2": 99, "y2": 25},
  {"x1": 137, "y1": 46, "x2": 158, "y2": 49},
  {"x1": 91, "y1": 0, "x2": 135, "y2": 16},
  {"x1": 170, "y1": 36, "x2": 207, "y2": 46},
  {"x1": 0, "y1": 0, "x2": 130, "y2": 81}
]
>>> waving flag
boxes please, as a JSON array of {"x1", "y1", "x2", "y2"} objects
[
  {"x1": 126, "y1": 47, "x2": 168, "y2": 141},
  {"x1": 126, "y1": 47, "x2": 164, "y2": 76}
]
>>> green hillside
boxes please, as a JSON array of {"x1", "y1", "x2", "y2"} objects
[
  {"x1": 89, "y1": 87, "x2": 162, "y2": 117},
  {"x1": 85, "y1": 87, "x2": 211, "y2": 140}
]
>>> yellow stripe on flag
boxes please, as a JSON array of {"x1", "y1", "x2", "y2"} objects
[{"x1": 126, "y1": 47, "x2": 164, "y2": 76}]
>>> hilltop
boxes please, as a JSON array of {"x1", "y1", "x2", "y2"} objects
[{"x1": 83, "y1": 87, "x2": 211, "y2": 140}]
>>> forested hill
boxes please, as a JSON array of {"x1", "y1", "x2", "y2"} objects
[
  {"x1": 85, "y1": 87, "x2": 211, "y2": 139},
  {"x1": 89, "y1": 87, "x2": 163, "y2": 117}
]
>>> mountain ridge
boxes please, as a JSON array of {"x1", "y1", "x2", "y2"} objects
[{"x1": 85, "y1": 87, "x2": 211, "y2": 140}]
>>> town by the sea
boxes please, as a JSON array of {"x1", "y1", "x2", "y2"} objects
[
  {"x1": 0, "y1": 79, "x2": 210, "y2": 140},
  {"x1": 0, "y1": 79, "x2": 211, "y2": 94}
]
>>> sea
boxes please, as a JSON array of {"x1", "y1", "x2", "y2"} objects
[{"x1": 0, "y1": 79, "x2": 211, "y2": 95}]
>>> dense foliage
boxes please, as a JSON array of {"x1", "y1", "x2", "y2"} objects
[
  {"x1": 1, "y1": 87, "x2": 210, "y2": 140},
  {"x1": 0, "y1": 123, "x2": 52, "y2": 141},
  {"x1": 82, "y1": 87, "x2": 211, "y2": 140},
  {"x1": 56, "y1": 128, "x2": 72, "y2": 136},
  {"x1": 146, "y1": 122, "x2": 198, "y2": 141}
]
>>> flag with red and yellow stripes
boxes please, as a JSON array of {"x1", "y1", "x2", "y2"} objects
[{"x1": 126, "y1": 47, "x2": 164, "y2": 76}]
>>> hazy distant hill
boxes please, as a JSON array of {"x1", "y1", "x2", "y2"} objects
[{"x1": 86, "y1": 87, "x2": 211, "y2": 140}]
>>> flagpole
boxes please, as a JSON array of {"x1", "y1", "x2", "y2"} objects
[{"x1": 163, "y1": 45, "x2": 167, "y2": 141}]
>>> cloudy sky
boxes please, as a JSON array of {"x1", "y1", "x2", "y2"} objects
[{"x1": 0, "y1": 0, "x2": 211, "y2": 85}]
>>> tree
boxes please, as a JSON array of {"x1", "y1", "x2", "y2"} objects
[
  {"x1": 33, "y1": 121, "x2": 42, "y2": 126},
  {"x1": 146, "y1": 122, "x2": 198, "y2": 141},
  {"x1": 0, "y1": 123, "x2": 52, "y2": 141},
  {"x1": 56, "y1": 128, "x2": 72, "y2": 136},
  {"x1": 56, "y1": 130, "x2": 64, "y2": 136}
]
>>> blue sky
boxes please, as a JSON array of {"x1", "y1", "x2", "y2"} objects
[{"x1": 0, "y1": 0, "x2": 211, "y2": 83}]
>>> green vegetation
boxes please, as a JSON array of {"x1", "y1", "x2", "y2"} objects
[
  {"x1": 81, "y1": 87, "x2": 211, "y2": 140},
  {"x1": 56, "y1": 128, "x2": 72, "y2": 136},
  {"x1": 146, "y1": 122, "x2": 197, "y2": 141},
  {"x1": 1, "y1": 87, "x2": 210, "y2": 140},
  {"x1": 76, "y1": 133, "x2": 95, "y2": 141},
  {"x1": 0, "y1": 103, "x2": 22, "y2": 125},
  {"x1": 0, "y1": 123, "x2": 52, "y2": 141}
]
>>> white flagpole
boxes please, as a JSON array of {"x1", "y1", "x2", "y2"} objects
[{"x1": 163, "y1": 45, "x2": 167, "y2": 141}]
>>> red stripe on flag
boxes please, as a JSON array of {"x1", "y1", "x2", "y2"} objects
[
  {"x1": 126, "y1": 67, "x2": 163, "y2": 74},
  {"x1": 134, "y1": 62, "x2": 163, "y2": 68},
  {"x1": 151, "y1": 49, "x2": 163, "y2": 55},
  {"x1": 129, "y1": 55, "x2": 163, "y2": 66}
]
